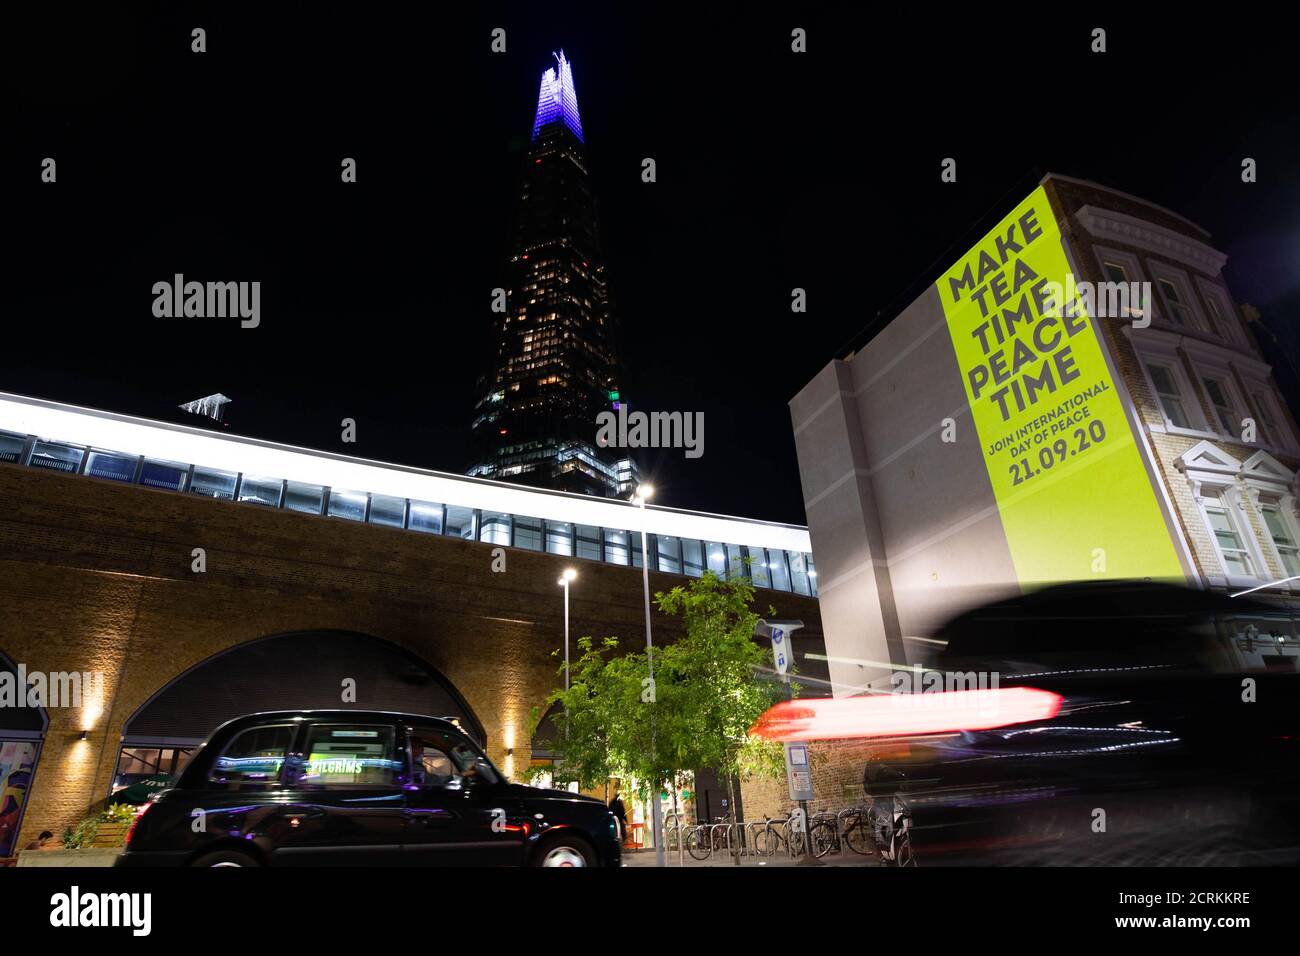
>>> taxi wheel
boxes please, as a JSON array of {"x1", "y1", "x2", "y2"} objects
[{"x1": 534, "y1": 834, "x2": 595, "y2": 867}]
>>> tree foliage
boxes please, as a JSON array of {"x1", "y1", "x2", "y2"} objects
[{"x1": 527, "y1": 572, "x2": 790, "y2": 797}]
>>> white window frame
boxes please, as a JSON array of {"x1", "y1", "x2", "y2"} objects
[
  {"x1": 1193, "y1": 277, "x2": 1246, "y2": 349},
  {"x1": 1199, "y1": 371, "x2": 1249, "y2": 438},
  {"x1": 1129, "y1": 329, "x2": 1214, "y2": 436},
  {"x1": 1092, "y1": 246, "x2": 1149, "y2": 324},
  {"x1": 1181, "y1": 340, "x2": 1253, "y2": 443},
  {"x1": 1258, "y1": 498, "x2": 1300, "y2": 579},
  {"x1": 1147, "y1": 262, "x2": 1206, "y2": 333},
  {"x1": 1146, "y1": 361, "x2": 1199, "y2": 431},
  {"x1": 1242, "y1": 378, "x2": 1299, "y2": 454},
  {"x1": 1199, "y1": 489, "x2": 1262, "y2": 583}
]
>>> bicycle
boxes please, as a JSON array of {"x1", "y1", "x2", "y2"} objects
[
  {"x1": 686, "y1": 816, "x2": 733, "y2": 860},
  {"x1": 838, "y1": 794, "x2": 916, "y2": 865},
  {"x1": 874, "y1": 793, "x2": 916, "y2": 866},
  {"x1": 838, "y1": 803, "x2": 877, "y2": 856},
  {"x1": 808, "y1": 811, "x2": 841, "y2": 858},
  {"x1": 753, "y1": 812, "x2": 807, "y2": 859}
]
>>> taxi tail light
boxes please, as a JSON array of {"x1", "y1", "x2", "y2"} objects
[{"x1": 750, "y1": 687, "x2": 1063, "y2": 741}]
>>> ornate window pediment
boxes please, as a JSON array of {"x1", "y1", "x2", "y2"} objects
[
  {"x1": 1240, "y1": 450, "x2": 1298, "y2": 508},
  {"x1": 1241, "y1": 449, "x2": 1293, "y2": 484},
  {"x1": 1175, "y1": 440, "x2": 1242, "y2": 486}
]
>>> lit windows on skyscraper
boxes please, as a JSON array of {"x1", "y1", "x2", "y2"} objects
[{"x1": 470, "y1": 51, "x2": 635, "y2": 497}]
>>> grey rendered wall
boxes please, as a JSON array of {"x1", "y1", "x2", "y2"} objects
[
  {"x1": 790, "y1": 362, "x2": 905, "y2": 696},
  {"x1": 791, "y1": 286, "x2": 1021, "y2": 694}
]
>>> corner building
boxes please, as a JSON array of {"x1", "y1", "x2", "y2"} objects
[{"x1": 740, "y1": 175, "x2": 1300, "y2": 822}]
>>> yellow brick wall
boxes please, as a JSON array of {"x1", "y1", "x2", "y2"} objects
[{"x1": 0, "y1": 463, "x2": 825, "y2": 851}]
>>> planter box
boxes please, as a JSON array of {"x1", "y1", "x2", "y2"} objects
[
  {"x1": 90, "y1": 823, "x2": 129, "y2": 848},
  {"x1": 16, "y1": 848, "x2": 124, "y2": 867}
]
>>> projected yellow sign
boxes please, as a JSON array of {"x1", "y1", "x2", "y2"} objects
[{"x1": 936, "y1": 186, "x2": 1184, "y2": 583}]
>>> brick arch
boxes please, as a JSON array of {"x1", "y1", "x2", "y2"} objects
[
  {"x1": 0, "y1": 648, "x2": 49, "y2": 735},
  {"x1": 118, "y1": 629, "x2": 488, "y2": 748},
  {"x1": 0, "y1": 462, "x2": 826, "y2": 855}
]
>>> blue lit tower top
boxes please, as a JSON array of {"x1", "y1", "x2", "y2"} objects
[
  {"x1": 531, "y1": 50, "x2": 584, "y2": 143},
  {"x1": 471, "y1": 48, "x2": 632, "y2": 498}
]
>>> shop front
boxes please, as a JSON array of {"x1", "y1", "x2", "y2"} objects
[{"x1": 1, "y1": 655, "x2": 46, "y2": 860}]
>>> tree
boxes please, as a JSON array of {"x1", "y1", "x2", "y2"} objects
[
  {"x1": 527, "y1": 572, "x2": 791, "y2": 865},
  {"x1": 524, "y1": 636, "x2": 619, "y2": 792},
  {"x1": 656, "y1": 572, "x2": 786, "y2": 864}
]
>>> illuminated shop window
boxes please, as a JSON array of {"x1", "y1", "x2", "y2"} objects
[
  {"x1": 545, "y1": 521, "x2": 575, "y2": 556},
  {"x1": 768, "y1": 550, "x2": 792, "y2": 591},
  {"x1": 445, "y1": 505, "x2": 476, "y2": 540},
  {"x1": 479, "y1": 511, "x2": 511, "y2": 545},
  {"x1": 408, "y1": 500, "x2": 444, "y2": 534},
  {"x1": 85, "y1": 449, "x2": 136, "y2": 483},
  {"x1": 328, "y1": 489, "x2": 368, "y2": 522},
  {"x1": 514, "y1": 515, "x2": 543, "y2": 551},
  {"x1": 238, "y1": 475, "x2": 284, "y2": 508},
  {"x1": 285, "y1": 481, "x2": 325, "y2": 515},
  {"x1": 28, "y1": 440, "x2": 83, "y2": 474},
  {"x1": 603, "y1": 528, "x2": 629, "y2": 565},
  {"x1": 705, "y1": 541, "x2": 727, "y2": 578},
  {"x1": 575, "y1": 524, "x2": 601, "y2": 561},
  {"x1": 0, "y1": 431, "x2": 26, "y2": 463},
  {"x1": 139, "y1": 459, "x2": 187, "y2": 491},
  {"x1": 656, "y1": 535, "x2": 682, "y2": 574},
  {"x1": 725, "y1": 543, "x2": 747, "y2": 581},
  {"x1": 190, "y1": 466, "x2": 238, "y2": 500},
  {"x1": 788, "y1": 551, "x2": 811, "y2": 595},
  {"x1": 681, "y1": 539, "x2": 704, "y2": 577},
  {"x1": 368, "y1": 494, "x2": 406, "y2": 528}
]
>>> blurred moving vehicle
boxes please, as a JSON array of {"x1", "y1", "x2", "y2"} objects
[
  {"x1": 116, "y1": 710, "x2": 620, "y2": 867},
  {"x1": 852, "y1": 582, "x2": 1297, "y2": 865}
]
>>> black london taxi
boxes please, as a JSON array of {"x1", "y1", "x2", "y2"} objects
[{"x1": 115, "y1": 710, "x2": 620, "y2": 867}]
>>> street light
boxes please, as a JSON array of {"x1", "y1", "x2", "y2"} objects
[
  {"x1": 633, "y1": 484, "x2": 666, "y2": 867},
  {"x1": 557, "y1": 568, "x2": 577, "y2": 692}
]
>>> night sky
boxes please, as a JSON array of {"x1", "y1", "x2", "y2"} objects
[{"x1": 8, "y1": 4, "x2": 1298, "y2": 525}]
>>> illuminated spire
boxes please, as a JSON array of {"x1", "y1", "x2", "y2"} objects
[{"x1": 531, "y1": 50, "x2": 583, "y2": 143}]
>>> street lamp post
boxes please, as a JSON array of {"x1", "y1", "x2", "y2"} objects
[
  {"x1": 556, "y1": 567, "x2": 577, "y2": 793},
  {"x1": 634, "y1": 485, "x2": 666, "y2": 868},
  {"x1": 557, "y1": 568, "x2": 577, "y2": 692}
]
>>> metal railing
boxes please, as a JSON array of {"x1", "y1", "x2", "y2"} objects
[{"x1": 658, "y1": 810, "x2": 812, "y2": 863}]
